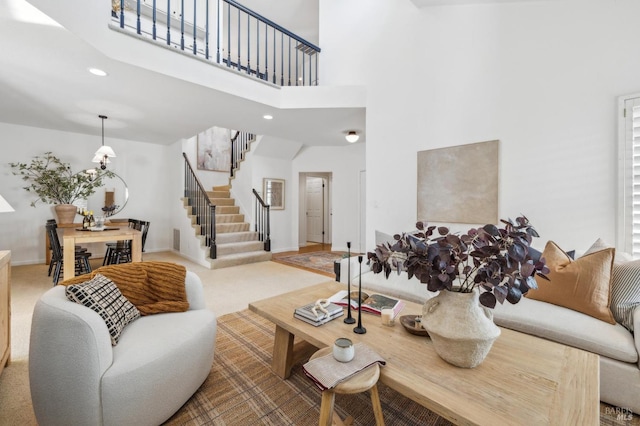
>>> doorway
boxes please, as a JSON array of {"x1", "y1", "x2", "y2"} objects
[{"x1": 299, "y1": 172, "x2": 332, "y2": 248}]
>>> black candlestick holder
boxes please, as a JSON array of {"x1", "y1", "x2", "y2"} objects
[
  {"x1": 353, "y1": 255, "x2": 366, "y2": 334},
  {"x1": 343, "y1": 241, "x2": 356, "y2": 324}
]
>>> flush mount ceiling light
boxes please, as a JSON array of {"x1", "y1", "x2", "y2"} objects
[
  {"x1": 92, "y1": 115, "x2": 116, "y2": 170},
  {"x1": 345, "y1": 131, "x2": 360, "y2": 143},
  {"x1": 88, "y1": 67, "x2": 108, "y2": 77},
  {"x1": 263, "y1": 114, "x2": 273, "y2": 120}
]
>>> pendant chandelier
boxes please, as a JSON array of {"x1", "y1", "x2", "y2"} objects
[{"x1": 92, "y1": 115, "x2": 116, "y2": 170}]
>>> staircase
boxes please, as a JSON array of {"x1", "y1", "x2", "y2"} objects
[{"x1": 185, "y1": 184, "x2": 271, "y2": 269}]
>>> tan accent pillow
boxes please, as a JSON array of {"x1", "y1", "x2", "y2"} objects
[{"x1": 528, "y1": 240, "x2": 616, "y2": 324}]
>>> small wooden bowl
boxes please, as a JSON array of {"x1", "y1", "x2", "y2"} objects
[{"x1": 399, "y1": 315, "x2": 429, "y2": 337}]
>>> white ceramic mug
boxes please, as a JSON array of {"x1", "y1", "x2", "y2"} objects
[{"x1": 333, "y1": 338, "x2": 354, "y2": 362}]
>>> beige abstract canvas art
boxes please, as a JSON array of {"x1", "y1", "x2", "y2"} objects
[{"x1": 417, "y1": 140, "x2": 499, "y2": 224}]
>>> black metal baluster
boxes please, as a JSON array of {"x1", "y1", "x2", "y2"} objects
[
  {"x1": 302, "y1": 50, "x2": 305, "y2": 86},
  {"x1": 227, "y1": 3, "x2": 231, "y2": 67},
  {"x1": 120, "y1": 0, "x2": 125, "y2": 28},
  {"x1": 309, "y1": 50, "x2": 312, "y2": 86},
  {"x1": 216, "y1": 0, "x2": 221, "y2": 62},
  {"x1": 315, "y1": 52, "x2": 318, "y2": 85},
  {"x1": 288, "y1": 36, "x2": 291, "y2": 86},
  {"x1": 280, "y1": 32, "x2": 284, "y2": 86},
  {"x1": 206, "y1": 0, "x2": 210, "y2": 59},
  {"x1": 264, "y1": 24, "x2": 268, "y2": 81},
  {"x1": 136, "y1": 0, "x2": 141, "y2": 34},
  {"x1": 256, "y1": 20, "x2": 260, "y2": 79},
  {"x1": 193, "y1": 0, "x2": 197, "y2": 54},
  {"x1": 167, "y1": 0, "x2": 171, "y2": 45},
  {"x1": 246, "y1": 13, "x2": 250, "y2": 74},
  {"x1": 295, "y1": 46, "x2": 298, "y2": 86},
  {"x1": 272, "y1": 27, "x2": 276, "y2": 84},
  {"x1": 210, "y1": 205, "x2": 217, "y2": 259},
  {"x1": 180, "y1": 0, "x2": 185, "y2": 50},
  {"x1": 237, "y1": 8, "x2": 241, "y2": 71},
  {"x1": 265, "y1": 205, "x2": 271, "y2": 251},
  {"x1": 152, "y1": 0, "x2": 157, "y2": 39}
]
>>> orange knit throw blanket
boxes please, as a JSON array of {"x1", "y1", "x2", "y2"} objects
[{"x1": 61, "y1": 261, "x2": 189, "y2": 315}]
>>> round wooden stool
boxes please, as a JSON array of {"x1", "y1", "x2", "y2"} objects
[{"x1": 310, "y1": 347, "x2": 385, "y2": 426}]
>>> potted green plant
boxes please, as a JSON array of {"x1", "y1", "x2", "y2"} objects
[
  {"x1": 366, "y1": 216, "x2": 550, "y2": 367},
  {"x1": 10, "y1": 152, "x2": 113, "y2": 224}
]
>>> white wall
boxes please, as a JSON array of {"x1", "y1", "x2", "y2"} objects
[
  {"x1": 0, "y1": 122, "x2": 172, "y2": 265},
  {"x1": 292, "y1": 143, "x2": 366, "y2": 253},
  {"x1": 320, "y1": 0, "x2": 640, "y2": 252},
  {"x1": 250, "y1": 152, "x2": 296, "y2": 252}
]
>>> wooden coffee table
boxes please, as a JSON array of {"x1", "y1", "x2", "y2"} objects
[{"x1": 249, "y1": 281, "x2": 599, "y2": 425}]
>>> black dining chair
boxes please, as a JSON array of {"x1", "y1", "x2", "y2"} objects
[
  {"x1": 103, "y1": 219, "x2": 150, "y2": 265},
  {"x1": 46, "y1": 219, "x2": 90, "y2": 277},
  {"x1": 46, "y1": 221, "x2": 92, "y2": 285}
]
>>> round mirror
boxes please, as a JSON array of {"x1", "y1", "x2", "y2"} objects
[{"x1": 86, "y1": 172, "x2": 129, "y2": 218}]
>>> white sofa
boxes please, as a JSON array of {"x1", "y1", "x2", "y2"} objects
[
  {"x1": 336, "y1": 256, "x2": 640, "y2": 413},
  {"x1": 29, "y1": 271, "x2": 217, "y2": 426}
]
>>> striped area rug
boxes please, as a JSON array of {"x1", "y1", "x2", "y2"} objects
[{"x1": 164, "y1": 309, "x2": 453, "y2": 425}]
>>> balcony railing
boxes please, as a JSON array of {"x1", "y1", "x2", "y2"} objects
[{"x1": 113, "y1": 0, "x2": 321, "y2": 86}]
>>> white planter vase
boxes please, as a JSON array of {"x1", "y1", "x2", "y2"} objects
[{"x1": 422, "y1": 289, "x2": 501, "y2": 368}]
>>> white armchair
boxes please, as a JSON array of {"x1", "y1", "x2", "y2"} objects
[{"x1": 29, "y1": 271, "x2": 216, "y2": 426}]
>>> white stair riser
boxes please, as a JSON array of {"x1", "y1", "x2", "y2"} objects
[{"x1": 216, "y1": 241, "x2": 265, "y2": 255}]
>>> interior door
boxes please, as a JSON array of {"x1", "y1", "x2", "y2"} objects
[{"x1": 306, "y1": 177, "x2": 324, "y2": 243}]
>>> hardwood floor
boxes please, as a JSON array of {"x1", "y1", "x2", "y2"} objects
[{"x1": 271, "y1": 242, "x2": 332, "y2": 258}]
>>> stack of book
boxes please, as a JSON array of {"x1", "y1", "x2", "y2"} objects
[{"x1": 294, "y1": 302, "x2": 344, "y2": 326}]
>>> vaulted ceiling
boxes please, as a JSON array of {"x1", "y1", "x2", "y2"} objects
[{"x1": 0, "y1": 0, "x2": 365, "y2": 147}]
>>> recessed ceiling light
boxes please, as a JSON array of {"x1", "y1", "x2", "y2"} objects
[
  {"x1": 263, "y1": 114, "x2": 273, "y2": 120},
  {"x1": 88, "y1": 68, "x2": 108, "y2": 77}
]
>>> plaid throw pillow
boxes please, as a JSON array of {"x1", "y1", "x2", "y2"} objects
[{"x1": 65, "y1": 274, "x2": 140, "y2": 345}]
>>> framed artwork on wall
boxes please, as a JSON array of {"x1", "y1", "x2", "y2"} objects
[
  {"x1": 263, "y1": 178, "x2": 285, "y2": 210},
  {"x1": 417, "y1": 140, "x2": 500, "y2": 224},
  {"x1": 197, "y1": 126, "x2": 231, "y2": 172}
]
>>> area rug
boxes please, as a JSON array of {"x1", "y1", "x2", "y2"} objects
[
  {"x1": 165, "y1": 310, "x2": 637, "y2": 426},
  {"x1": 164, "y1": 309, "x2": 453, "y2": 425},
  {"x1": 273, "y1": 252, "x2": 348, "y2": 276}
]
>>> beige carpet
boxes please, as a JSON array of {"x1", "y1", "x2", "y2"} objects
[{"x1": 0, "y1": 252, "x2": 637, "y2": 425}]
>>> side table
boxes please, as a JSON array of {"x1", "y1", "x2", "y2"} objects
[
  {"x1": 309, "y1": 347, "x2": 385, "y2": 426},
  {"x1": 0, "y1": 251, "x2": 10, "y2": 376}
]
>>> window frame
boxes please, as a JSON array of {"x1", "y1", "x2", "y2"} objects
[{"x1": 617, "y1": 93, "x2": 640, "y2": 256}]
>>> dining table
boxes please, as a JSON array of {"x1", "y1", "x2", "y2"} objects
[{"x1": 62, "y1": 227, "x2": 142, "y2": 279}]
